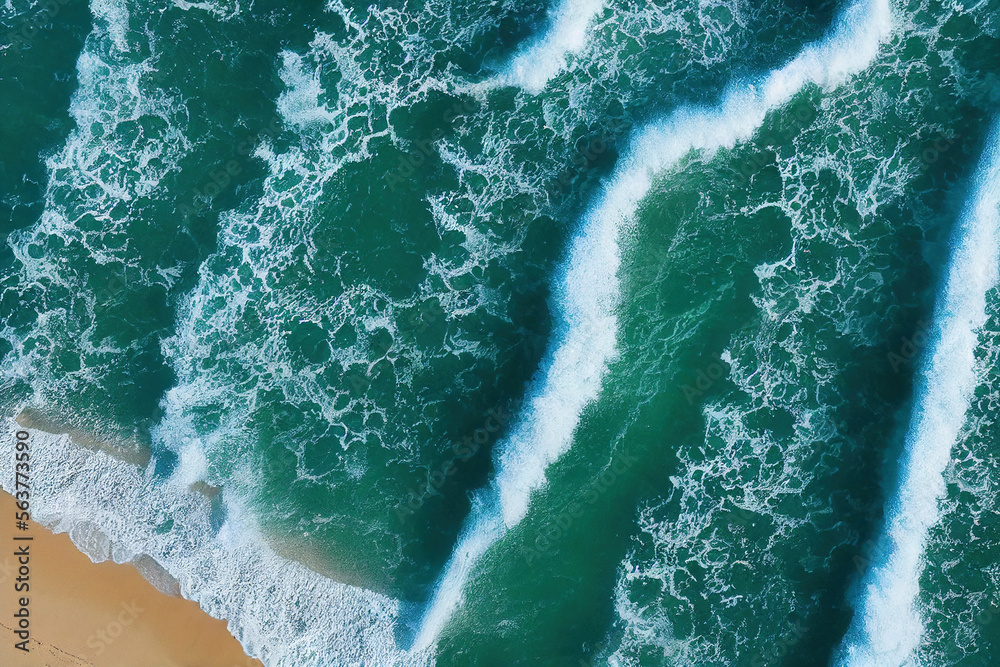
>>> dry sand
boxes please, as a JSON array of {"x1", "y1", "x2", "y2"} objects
[{"x1": 0, "y1": 492, "x2": 263, "y2": 667}]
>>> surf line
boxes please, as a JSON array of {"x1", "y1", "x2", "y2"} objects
[
  {"x1": 495, "y1": 0, "x2": 606, "y2": 93},
  {"x1": 411, "y1": 0, "x2": 892, "y2": 652},
  {"x1": 836, "y1": 121, "x2": 1000, "y2": 667}
]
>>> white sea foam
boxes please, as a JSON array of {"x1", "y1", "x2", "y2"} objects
[
  {"x1": 836, "y1": 121, "x2": 1000, "y2": 667},
  {"x1": 413, "y1": 0, "x2": 892, "y2": 650},
  {"x1": 170, "y1": 0, "x2": 243, "y2": 19},
  {"x1": 149, "y1": 23, "x2": 491, "y2": 663},
  {"x1": 0, "y1": 421, "x2": 432, "y2": 666},
  {"x1": 158, "y1": 36, "x2": 469, "y2": 479},
  {"x1": 91, "y1": 0, "x2": 131, "y2": 53},
  {"x1": 277, "y1": 50, "x2": 340, "y2": 130},
  {"x1": 497, "y1": 0, "x2": 605, "y2": 93},
  {"x1": 2, "y1": 0, "x2": 190, "y2": 413},
  {"x1": 1, "y1": 5, "x2": 434, "y2": 665}
]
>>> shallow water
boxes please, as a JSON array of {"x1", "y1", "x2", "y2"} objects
[{"x1": 2, "y1": 0, "x2": 1000, "y2": 664}]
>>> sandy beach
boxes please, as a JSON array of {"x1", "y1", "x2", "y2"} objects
[{"x1": 0, "y1": 492, "x2": 263, "y2": 667}]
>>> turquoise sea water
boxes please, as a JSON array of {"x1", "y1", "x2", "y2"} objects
[{"x1": 2, "y1": 0, "x2": 1000, "y2": 664}]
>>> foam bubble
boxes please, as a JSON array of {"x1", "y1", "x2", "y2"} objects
[
  {"x1": 837, "y1": 120, "x2": 1000, "y2": 666},
  {"x1": 0, "y1": 421, "x2": 433, "y2": 666},
  {"x1": 413, "y1": 0, "x2": 892, "y2": 651},
  {"x1": 169, "y1": 0, "x2": 242, "y2": 19},
  {"x1": 1, "y1": 0, "x2": 192, "y2": 414},
  {"x1": 277, "y1": 50, "x2": 340, "y2": 130},
  {"x1": 498, "y1": 0, "x2": 605, "y2": 93},
  {"x1": 91, "y1": 0, "x2": 132, "y2": 53}
]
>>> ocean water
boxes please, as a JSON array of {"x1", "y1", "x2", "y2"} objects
[{"x1": 1, "y1": 0, "x2": 1000, "y2": 665}]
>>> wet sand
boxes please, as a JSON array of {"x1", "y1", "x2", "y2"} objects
[{"x1": 0, "y1": 492, "x2": 263, "y2": 667}]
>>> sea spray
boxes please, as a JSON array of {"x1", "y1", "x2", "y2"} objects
[
  {"x1": 413, "y1": 0, "x2": 892, "y2": 650},
  {"x1": 498, "y1": 0, "x2": 605, "y2": 92},
  {"x1": 0, "y1": 420, "x2": 433, "y2": 666},
  {"x1": 5, "y1": 0, "x2": 997, "y2": 663},
  {"x1": 837, "y1": 120, "x2": 1000, "y2": 666}
]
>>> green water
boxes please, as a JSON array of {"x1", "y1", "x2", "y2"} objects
[{"x1": 2, "y1": 0, "x2": 1000, "y2": 665}]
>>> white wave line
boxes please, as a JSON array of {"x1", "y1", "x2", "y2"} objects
[
  {"x1": 837, "y1": 119, "x2": 1000, "y2": 667},
  {"x1": 413, "y1": 0, "x2": 892, "y2": 652},
  {"x1": 495, "y1": 0, "x2": 605, "y2": 93}
]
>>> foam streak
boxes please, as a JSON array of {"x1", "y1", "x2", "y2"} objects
[
  {"x1": 413, "y1": 0, "x2": 892, "y2": 651},
  {"x1": 498, "y1": 0, "x2": 604, "y2": 92},
  {"x1": 0, "y1": 423, "x2": 428, "y2": 666},
  {"x1": 837, "y1": 121, "x2": 1000, "y2": 666}
]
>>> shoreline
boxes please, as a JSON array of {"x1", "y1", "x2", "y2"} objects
[
  {"x1": 15, "y1": 409, "x2": 152, "y2": 468},
  {"x1": 0, "y1": 491, "x2": 263, "y2": 666}
]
